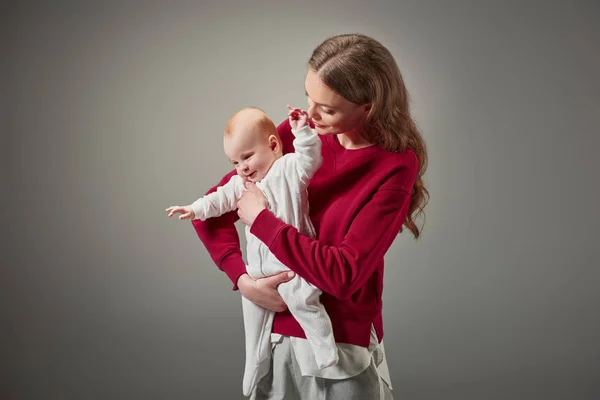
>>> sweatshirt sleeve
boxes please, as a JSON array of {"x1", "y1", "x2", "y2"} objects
[
  {"x1": 189, "y1": 175, "x2": 244, "y2": 220},
  {"x1": 191, "y1": 118, "x2": 296, "y2": 290},
  {"x1": 249, "y1": 162, "x2": 417, "y2": 300}
]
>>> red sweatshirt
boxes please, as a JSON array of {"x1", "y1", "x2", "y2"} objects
[{"x1": 192, "y1": 119, "x2": 418, "y2": 347}]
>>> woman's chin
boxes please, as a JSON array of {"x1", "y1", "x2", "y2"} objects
[{"x1": 314, "y1": 126, "x2": 333, "y2": 135}]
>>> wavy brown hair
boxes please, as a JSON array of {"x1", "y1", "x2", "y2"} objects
[{"x1": 308, "y1": 33, "x2": 429, "y2": 238}]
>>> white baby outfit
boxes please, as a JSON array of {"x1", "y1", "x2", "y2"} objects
[{"x1": 189, "y1": 125, "x2": 338, "y2": 396}]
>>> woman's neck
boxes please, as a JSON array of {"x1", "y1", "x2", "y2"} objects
[{"x1": 336, "y1": 131, "x2": 374, "y2": 150}]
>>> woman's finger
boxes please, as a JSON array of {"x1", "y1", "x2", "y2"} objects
[
  {"x1": 244, "y1": 181, "x2": 256, "y2": 191},
  {"x1": 262, "y1": 271, "x2": 295, "y2": 288}
]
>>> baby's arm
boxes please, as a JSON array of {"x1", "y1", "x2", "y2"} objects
[
  {"x1": 166, "y1": 175, "x2": 245, "y2": 220},
  {"x1": 287, "y1": 106, "x2": 322, "y2": 184}
]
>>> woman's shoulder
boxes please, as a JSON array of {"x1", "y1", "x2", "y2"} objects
[
  {"x1": 377, "y1": 145, "x2": 418, "y2": 171},
  {"x1": 374, "y1": 146, "x2": 419, "y2": 190}
]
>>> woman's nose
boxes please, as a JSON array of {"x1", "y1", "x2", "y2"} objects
[{"x1": 307, "y1": 104, "x2": 319, "y2": 121}]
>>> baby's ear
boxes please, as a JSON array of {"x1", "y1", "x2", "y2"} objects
[{"x1": 268, "y1": 135, "x2": 280, "y2": 152}]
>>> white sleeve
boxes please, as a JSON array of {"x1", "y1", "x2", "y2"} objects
[
  {"x1": 289, "y1": 125, "x2": 322, "y2": 185},
  {"x1": 188, "y1": 175, "x2": 245, "y2": 220}
]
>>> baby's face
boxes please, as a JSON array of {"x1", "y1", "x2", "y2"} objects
[{"x1": 224, "y1": 127, "x2": 279, "y2": 184}]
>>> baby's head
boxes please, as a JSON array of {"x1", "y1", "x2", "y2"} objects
[{"x1": 224, "y1": 107, "x2": 283, "y2": 183}]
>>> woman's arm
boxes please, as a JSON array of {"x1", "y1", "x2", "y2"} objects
[
  {"x1": 238, "y1": 145, "x2": 418, "y2": 300},
  {"x1": 250, "y1": 185, "x2": 412, "y2": 299},
  {"x1": 191, "y1": 170, "x2": 247, "y2": 288}
]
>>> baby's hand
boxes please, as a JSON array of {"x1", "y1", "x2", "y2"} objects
[
  {"x1": 287, "y1": 105, "x2": 309, "y2": 130},
  {"x1": 166, "y1": 205, "x2": 195, "y2": 220}
]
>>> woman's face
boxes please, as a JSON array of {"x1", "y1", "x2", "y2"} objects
[{"x1": 304, "y1": 69, "x2": 370, "y2": 136}]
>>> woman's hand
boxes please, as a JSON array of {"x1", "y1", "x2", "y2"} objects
[
  {"x1": 237, "y1": 182, "x2": 268, "y2": 226},
  {"x1": 237, "y1": 271, "x2": 295, "y2": 312}
]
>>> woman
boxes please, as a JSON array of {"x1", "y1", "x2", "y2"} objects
[{"x1": 193, "y1": 33, "x2": 428, "y2": 399}]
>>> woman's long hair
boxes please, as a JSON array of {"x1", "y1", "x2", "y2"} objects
[{"x1": 309, "y1": 33, "x2": 429, "y2": 238}]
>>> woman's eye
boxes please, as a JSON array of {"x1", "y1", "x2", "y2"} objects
[{"x1": 322, "y1": 108, "x2": 334, "y2": 115}]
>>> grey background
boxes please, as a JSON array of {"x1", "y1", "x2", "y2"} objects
[{"x1": 2, "y1": 0, "x2": 599, "y2": 399}]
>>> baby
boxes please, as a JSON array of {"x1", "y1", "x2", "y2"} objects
[{"x1": 166, "y1": 106, "x2": 338, "y2": 396}]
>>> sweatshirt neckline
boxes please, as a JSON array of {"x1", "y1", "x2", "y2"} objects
[{"x1": 328, "y1": 134, "x2": 380, "y2": 157}]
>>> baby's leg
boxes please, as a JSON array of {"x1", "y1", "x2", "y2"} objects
[
  {"x1": 278, "y1": 274, "x2": 339, "y2": 369},
  {"x1": 241, "y1": 295, "x2": 275, "y2": 396}
]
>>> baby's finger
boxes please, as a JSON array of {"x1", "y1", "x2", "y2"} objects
[{"x1": 288, "y1": 104, "x2": 303, "y2": 113}]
